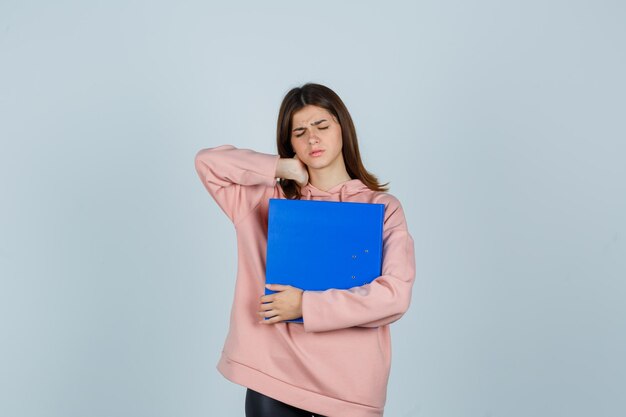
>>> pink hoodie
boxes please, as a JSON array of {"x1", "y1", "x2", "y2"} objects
[{"x1": 194, "y1": 144, "x2": 416, "y2": 417}]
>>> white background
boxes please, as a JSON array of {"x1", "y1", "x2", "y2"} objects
[{"x1": 1, "y1": 1, "x2": 625, "y2": 416}]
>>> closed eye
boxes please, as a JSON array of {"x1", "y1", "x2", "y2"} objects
[{"x1": 295, "y1": 126, "x2": 328, "y2": 137}]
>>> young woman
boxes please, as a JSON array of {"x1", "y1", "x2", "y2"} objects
[{"x1": 194, "y1": 83, "x2": 416, "y2": 417}]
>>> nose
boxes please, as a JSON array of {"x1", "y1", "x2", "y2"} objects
[{"x1": 308, "y1": 133, "x2": 320, "y2": 145}]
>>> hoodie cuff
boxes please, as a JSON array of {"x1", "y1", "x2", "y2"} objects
[{"x1": 301, "y1": 290, "x2": 329, "y2": 333}]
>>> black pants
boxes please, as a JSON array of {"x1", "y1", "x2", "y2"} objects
[{"x1": 245, "y1": 388, "x2": 327, "y2": 417}]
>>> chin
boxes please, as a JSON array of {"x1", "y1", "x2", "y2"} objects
[{"x1": 306, "y1": 159, "x2": 328, "y2": 169}]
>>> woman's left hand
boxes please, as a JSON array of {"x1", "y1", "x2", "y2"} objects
[{"x1": 258, "y1": 284, "x2": 303, "y2": 324}]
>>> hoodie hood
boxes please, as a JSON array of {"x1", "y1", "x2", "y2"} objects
[{"x1": 302, "y1": 179, "x2": 370, "y2": 202}]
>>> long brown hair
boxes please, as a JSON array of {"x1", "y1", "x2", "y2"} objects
[{"x1": 276, "y1": 83, "x2": 389, "y2": 199}]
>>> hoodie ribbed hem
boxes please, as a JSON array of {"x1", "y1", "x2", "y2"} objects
[{"x1": 217, "y1": 352, "x2": 384, "y2": 417}]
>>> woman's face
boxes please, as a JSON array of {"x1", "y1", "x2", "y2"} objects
[{"x1": 290, "y1": 105, "x2": 344, "y2": 171}]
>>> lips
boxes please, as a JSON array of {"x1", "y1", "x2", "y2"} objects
[{"x1": 310, "y1": 149, "x2": 324, "y2": 157}]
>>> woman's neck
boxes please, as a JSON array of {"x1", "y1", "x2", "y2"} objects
[{"x1": 307, "y1": 166, "x2": 352, "y2": 192}]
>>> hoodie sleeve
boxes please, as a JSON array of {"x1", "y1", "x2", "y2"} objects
[
  {"x1": 300, "y1": 197, "x2": 416, "y2": 333},
  {"x1": 194, "y1": 144, "x2": 280, "y2": 225}
]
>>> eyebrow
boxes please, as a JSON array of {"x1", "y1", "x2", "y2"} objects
[{"x1": 292, "y1": 119, "x2": 328, "y2": 132}]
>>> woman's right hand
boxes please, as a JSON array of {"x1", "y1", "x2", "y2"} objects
[{"x1": 276, "y1": 155, "x2": 309, "y2": 187}]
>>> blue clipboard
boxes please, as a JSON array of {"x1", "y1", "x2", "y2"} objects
[{"x1": 264, "y1": 198, "x2": 384, "y2": 323}]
